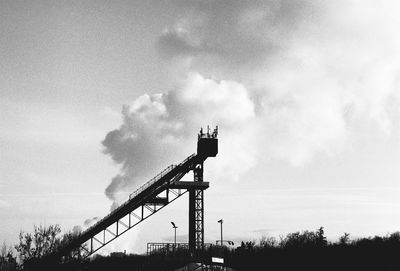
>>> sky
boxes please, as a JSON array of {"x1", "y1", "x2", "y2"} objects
[{"x1": 1, "y1": 0, "x2": 400, "y2": 254}]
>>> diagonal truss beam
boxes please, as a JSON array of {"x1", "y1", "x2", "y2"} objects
[
  {"x1": 52, "y1": 154, "x2": 202, "y2": 261},
  {"x1": 73, "y1": 188, "x2": 189, "y2": 259}
]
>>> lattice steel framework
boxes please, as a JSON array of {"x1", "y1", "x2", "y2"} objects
[
  {"x1": 189, "y1": 162, "x2": 205, "y2": 254},
  {"x1": 72, "y1": 188, "x2": 187, "y2": 260},
  {"x1": 47, "y1": 127, "x2": 217, "y2": 262}
]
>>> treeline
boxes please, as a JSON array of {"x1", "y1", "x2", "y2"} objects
[
  {"x1": 225, "y1": 227, "x2": 400, "y2": 271},
  {"x1": 0, "y1": 224, "x2": 80, "y2": 271},
  {"x1": 2, "y1": 225, "x2": 400, "y2": 270}
]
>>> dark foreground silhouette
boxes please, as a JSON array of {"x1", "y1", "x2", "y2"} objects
[{"x1": 5, "y1": 228, "x2": 400, "y2": 271}]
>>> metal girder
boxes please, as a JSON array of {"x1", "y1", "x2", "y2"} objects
[
  {"x1": 146, "y1": 197, "x2": 169, "y2": 205},
  {"x1": 70, "y1": 188, "x2": 188, "y2": 260},
  {"x1": 169, "y1": 181, "x2": 209, "y2": 190},
  {"x1": 189, "y1": 162, "x2": 204, "y2": 255}
]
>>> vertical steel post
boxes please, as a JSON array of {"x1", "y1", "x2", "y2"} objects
[
  {"x1": 174, "y1": 227, "x2": 177, "y2": 249},
  {"x1": 189, "y1": 190, "x2": 195, "y2": 253},
  {"x1": 218, "y1": 219, "x2": 223, "y2": 246},
  {"x1": 189, "y1": 162, "x2": 204, "y2": 255}
]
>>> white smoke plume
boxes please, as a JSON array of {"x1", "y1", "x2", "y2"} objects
[
  {"x1": 102, "y1": 73, "x2": 256, "y2": 206},
  {"x1": 102, "y1": 0, "x2": 400, "y2": 207},
  {"x1": 83, "y1": 217, "x2": 100, "y2": 228}
]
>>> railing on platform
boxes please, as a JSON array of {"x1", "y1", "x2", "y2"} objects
[
  {"x1": 147, "y1": 242, "x2": 212, "y2": 256},
  {"x1": 129, "y1": 164, "x2": 176, "y2": 200},
  {"x1": 129, "y1": 153, "x2": 196, "y2": 201}
]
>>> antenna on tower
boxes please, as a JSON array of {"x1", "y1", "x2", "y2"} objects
[{"x1": 197, "y1": 125, "x2": 218, "y2": 157}]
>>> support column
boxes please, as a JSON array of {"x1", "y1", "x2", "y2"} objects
[{"x1": 189, "y1": 162, "x2": 204, "y2": 255}]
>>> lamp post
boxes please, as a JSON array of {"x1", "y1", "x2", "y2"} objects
[
  {"x1": 171, "y1": 222, "x2": 178, "y2": 250},
  {"x1": 218, "y1": 219, "x2": 223, "y2": 247}
]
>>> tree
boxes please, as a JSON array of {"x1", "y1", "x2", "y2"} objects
[
  {"x1": 15, "y1": 224, "x2": 62, "y2": 264},
  {"x1": 1, "y1": 242, "x2": 17, "y2": 271},
  {"x1": 279, "y1": 227, "x2": 327, "y2": 249},
  {"x1": 56, "y1": 226, "x2": 84, "y2": 260},
  {"x1": 259, "y1": 236, "x2": 277, "y2": 248},
  {"x1": 280, "y1": 231, "x2": 315, "y2": 248},
  {"x1": 1, "y1": 242, "x2": 7, "y2": 260},
  {"x1": 339, "y1": 232, "x2": 350, "y2": 245},
  {"x1": 316, "y1": 227, "x2": 327, "y2": 247}
]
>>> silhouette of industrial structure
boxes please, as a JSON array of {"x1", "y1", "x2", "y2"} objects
[{"x1": 53, "y1": 127, "x2": 218, "y2": 261}]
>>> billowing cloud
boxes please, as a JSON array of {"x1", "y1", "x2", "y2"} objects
[
  {"x1": 157, "y1": 0, "x2": 315, "y2": 67},
  {"x1": 83, "y1": 217, "x2": 100, "y2": 228},
  {"x1": 0, "y1": 200, "x2": 10, "y2": 209},
  {"x1": 103, "y1": 0, "x2": 400, "y2": 207},
  {"x1": 72, "y1": 225, "x2": 82, "y2": 234},
  {"x1": 102, "y1": 73, "x2": 255, "y2": 206}
]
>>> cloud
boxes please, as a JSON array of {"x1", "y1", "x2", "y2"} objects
[
  {"x1": 162, "y1": 234, "x2": 188, "y2": 243},
  {"x1": 72, "y1": 225, "x2": 82, "y2": 234},
  {"x1": 83, "y1": 217, "x2": 100, "y2": 228},
  {"x1": 102, "y1": 73, "x2": 256, "y2": 206},
  {"x1": 0, "y1": 200, "x2": 10, "y2": 209},
  {"x1": 157, "y1": 0, "x2": 315, "y2": 67},
  {"x1": 102, "y1": 0, "x2": 400, "y2": 207},
  {"x1": 252, "y1": 229, "x2": 275, "y2": 234}
]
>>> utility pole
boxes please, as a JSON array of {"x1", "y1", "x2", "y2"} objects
[
  {"x1": 171, "y1": 222, "x2": 178, "y2": 251},
  {"x1": 218, "y1": 219, "x2": 223, "y2": 246}
]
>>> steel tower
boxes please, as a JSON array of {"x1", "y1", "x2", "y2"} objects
[
  {"x1": 48, "y1": 127, "x2": 218, "y2": 261},
  {"x1": 189, "y1": 126, "x2": 218, "y2": 255}
]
